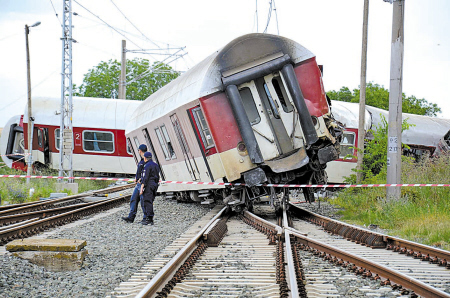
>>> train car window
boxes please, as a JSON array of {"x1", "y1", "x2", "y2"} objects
[
  {"x1": 170, "y1": 114, "x2": 190, "y2": 154},
  {"x1": 160, "y1": 125, "x2": 176, "y2": 159},
  {"x1": 272, "y1": 77, "x2": 294, "y2": 113},
  {"x1": 37, "y1": 128, "x2": 43, "y2": 148},
  {"x1": 263, "y1": 83, "x2": 281, "y2": 119},
  {"x1": 127, "y1": 137, "x2": 138, "y2": 164},
  {"x1": 83, "y1": 131, "x2": 114, "y2": 153},
  {"x1": 238, "y1": 87, "x2": 261, "y2": 125},
  {"x1": 155, "y1": 127, "x2": 170, "y2": 160},
  {"x1": 127, "y1": 143, "x2": 132, "y2": 155},
  {"x1": 339, "y1": 132, "x2": 356, "y2": 159},
  {"x1": 55, "y1": 129, "x2": 60, "y2": 150},
  {"x1": 133, "y1": 137, "x2": 140, "y2": 151},
  {"x1": 192, "y1": 108, "x2": 215, "y2": 149}
]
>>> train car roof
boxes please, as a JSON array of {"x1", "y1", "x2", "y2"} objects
[
  {"x1": 330, "y1": 100, "x2": 371, "y2": 131},
  {"x1": 126, "y1": 33, "x2": 316, "y2": 134},
  {"x1": 366, "y1": 105, "x2": 450, "y2": 147},
  {"x1": 24, "y1": 96, "x2": 141, "y2": 130}
]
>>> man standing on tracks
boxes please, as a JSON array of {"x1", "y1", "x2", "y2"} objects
[
  {"x1": 140, "y1": 151, "x2": 160, "y2": 225},
  {"x1": 122, "y1": 144, "x2": 147, "y2": 223}
]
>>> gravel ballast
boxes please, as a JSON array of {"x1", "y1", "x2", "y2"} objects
[{"x1": 0, "y1": 198, "x2": 211, "y2": 298}]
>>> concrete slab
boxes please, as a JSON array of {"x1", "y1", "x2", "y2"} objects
[
  {"x1": 11, "y1": 250, "x2": 88, "y2": 271},
  {"x1": 82, "y1": 196, "x2": 108, "y2": 203},
  {"x1": 6, "y1": 238, "x2": 86, "y2": 252}
]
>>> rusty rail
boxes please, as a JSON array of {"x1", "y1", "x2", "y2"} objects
[
  {"x1": 135, "y1": 207, "x2": 227, "y2": 298},
  {"x1": 289, "y1": 202, "x2": 450, "y2": 267},
  {"x1": 0, "y1": 183, "x2": 134, "y2": 217},
  {"x1": 287, "y1": 227, "x2": 450, "y2": 298},
  {"x1": 0, "y1": 194, "x2": 130, "y2": 245},
  {"x1": 0, "y1": 201, "x2": 99, "y2": 226}
]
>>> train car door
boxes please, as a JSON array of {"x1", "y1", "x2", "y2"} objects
[
  {"x1": 43, "y1": 128, "x2": 50, "y2": 164},
  {"x1": 187, "y1": 106, "x2": 216, "y2": 182},
  {"x1": 36, "y1": 127, "x2": 50, "y2": 165},
  {"x1": 142, "y1": 128, "x2": 166, "y2": 180},
  {"x1": 170, "y1": 114, "x2": 200, "y2": 181},
  {"x1": 237, "y1": 73, "x2": 294, "y2": 160}
]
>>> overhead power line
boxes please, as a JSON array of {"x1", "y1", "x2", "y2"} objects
[
  {"x1": 263, "y1": 0, "x2": 273, "y2": 34},
  {"x1": 109, "y1": 0, "x2": 160, "y2": 49},
  {"x1": 48, "y1": 0, "x2": 62, "y2": 26},
  {"x1": 73, "y1": 0, "x2": 144, "y2": 51}
]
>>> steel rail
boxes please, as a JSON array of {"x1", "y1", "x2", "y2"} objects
[
  {"x1": 287, "y1": 227, "x2": 450, "y2": 298},
  {"x1": 282, "y1": 202, "x2": 299, "y2": 297},
  {"x1": 135, "y1": 206, "x2": 227, "y2": 298},
  {"x1": 0, "y1": 194, "x2": 130, "y2": 245},
  {"x1": 0, "y1": 201, "x2": 99, "y2": 226},
  {"x1": 289, "y1": 202, "x2": 450, "y2": 263},
  {"x1": 243, "y1": 210, "x2": 283, "y2": 235},
  {"x1": 0, "y1": 200, "x2": 44, "y2": 211},
  {"x1": 0, "y1": 183, "x2": 134, "y2": 217}
]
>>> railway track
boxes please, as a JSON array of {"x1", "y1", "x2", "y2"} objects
[
  {"x1": 110, "y1": 198, "x2": 450, "y2": 298},
  {"x1": 0, "y1": 183, "x2": 134, "y2": 245}
]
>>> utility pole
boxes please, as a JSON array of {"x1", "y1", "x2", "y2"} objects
[
  {"x1": 58, "y1": 0, "x2": 78, "y2": 193},
  {"x1": 118, "y1": 40, "x2": 127, "y2": 99},
  {"x1": 25, "y1": 21, "x2": 41, "y2": 184},
  {"x1": 357, "y1": 0, "x2": 369, "y2": 183},
  {"x1": 386, "y1": 0, "x2": 405, "y2": 201}
]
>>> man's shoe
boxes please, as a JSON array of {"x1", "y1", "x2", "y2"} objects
[
  {"x1": 121, "y1": 216, "x2": 134, "y2": 223},
  {"x1": 140, "y1": 218, "x2": 153, "y2": 225}
]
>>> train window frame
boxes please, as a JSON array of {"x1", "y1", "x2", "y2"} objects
[
  {"x1": 37, "y1": 128, "x2": 43, "y2": 148},
  {"x1": 55, "y1": 128, "x2": 60, "y2": 150},
  {"x1": 263, "y1": 83, "x2": 281, "y2": 119},
  {"x1": 82, "y1": 130, "x2": 115, "y2": 154},
  {"x1": 238, "y1": 87, "x2": 261, "y2": 126},
  {"x1": 160, "y1": 125, "x2": 176, "y2": 159},
  {"x1": 133, "y1": 137, "x2": 140, "y2": 152},
  {"x1": 192, "y1": 107, "x2": 215, "y2": 149},
  {"x1": 272, "y1": 76, "x2": 294, "y2": 113},
  {"x1": 155, "y1": 126, "x2": 176, "y2": 160},
  {"x1": 339, "y1": 131, "x2": 356, "y2": 159}
]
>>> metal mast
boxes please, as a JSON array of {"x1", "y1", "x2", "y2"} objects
[{"x1": 59, "y1": 0, "x2": 74, "y2": 182}]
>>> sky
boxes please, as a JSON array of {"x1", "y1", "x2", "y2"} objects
[{"x1": 0, "y1": 0, "x2": 449, "y2": 127}]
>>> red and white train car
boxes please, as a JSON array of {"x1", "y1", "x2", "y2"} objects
[
  {"x1": 326, "y1": 101, "x2": 450, "y2": 183},
  {"x1": 326, "y1": 100, "x2": 371, "y2": 183},
  {"x1": 0, "y1": 97, "x2": 141, "y2": 175},
  {"x1": 126, "y1": 33, "x2": 342, "y2": 205}
]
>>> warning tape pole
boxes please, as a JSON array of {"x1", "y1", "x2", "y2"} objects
[{"x1": 0, "y1": 175, "x2": 449, "y2": 188}]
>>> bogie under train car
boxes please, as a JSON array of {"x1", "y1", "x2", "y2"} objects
[
  {"x1": 126, "y1": 34, "x2": 342, "y2": 209},
  {"x1": 0, "y1": 97, "x2": 141, "y2": 176}
]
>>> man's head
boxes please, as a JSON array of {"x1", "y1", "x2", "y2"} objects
[
  {"x1": 143, "y1": 151, "x2": 152, "y2": 162},
  {"x1": 138, "y1": 144, "x2": 147, "y2": 158}
]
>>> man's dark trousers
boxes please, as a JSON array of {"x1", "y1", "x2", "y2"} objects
[{"x1": 142, "y1": 185, "x2": 157, "y2": 220}]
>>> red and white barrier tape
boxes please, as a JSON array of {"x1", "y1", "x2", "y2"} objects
[{"x1": 0, "y1": 175, "x2": 449, "y2": 188}]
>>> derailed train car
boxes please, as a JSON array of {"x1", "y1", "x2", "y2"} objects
[
  {"x1": 326, "y1": 101, "x2": 450, "y2": 183},
  {"x1": 126, "y1": 33, "x2": 342, "y2": 208},
  {"x1": 0, "y1": 97, "x2": 141, "y2": 175}
]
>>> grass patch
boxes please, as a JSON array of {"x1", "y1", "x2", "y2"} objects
[
  {"x1": 331, "y1": 155, "x2": 450, "y2": 250},
  {"x1": 0, "y1": 156, "x2": 110, "y2": 205}
]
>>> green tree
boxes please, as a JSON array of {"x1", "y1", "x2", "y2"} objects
[
  {"x1": 327, "y1": 82, "x2": 441, "y2": 116},
  {"x1": 74, "y1": 58, "x2": 180, "y2": 100}
]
